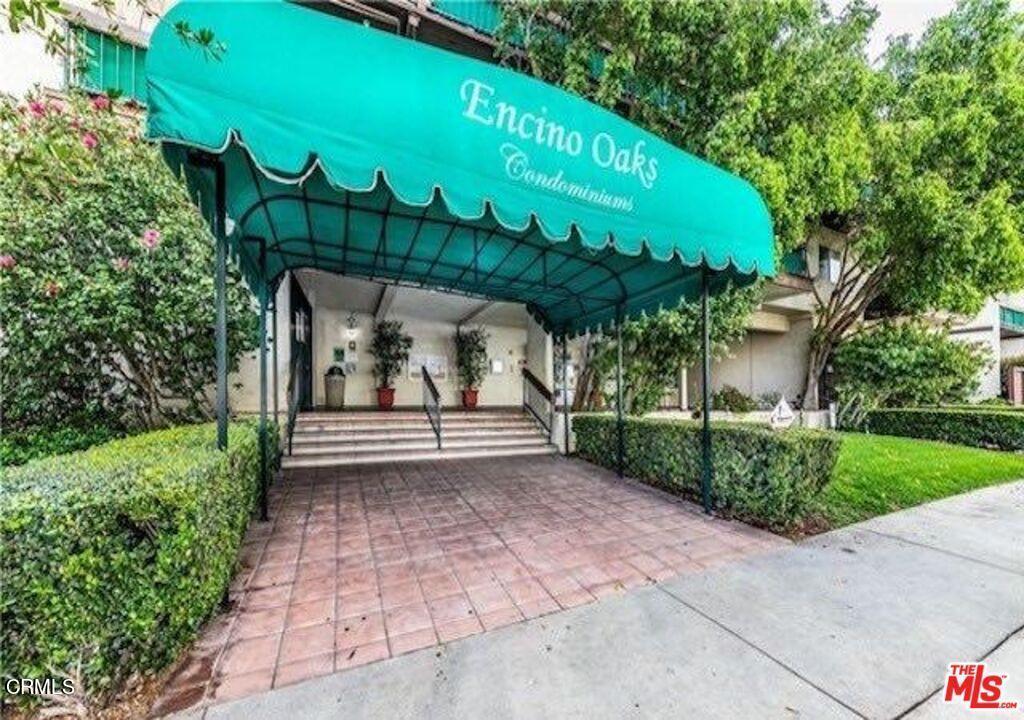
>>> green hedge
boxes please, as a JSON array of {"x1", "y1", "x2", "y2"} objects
[
  {"x1": 574, "y1": 414, "x2": 841, "y2": 531},
  {"x1": 0, "y1": 422, "x2": 277, "y2": 705},
  {"x1": 932, "y1": 403, "x2": 1022, "y2": 413},
  {"x1": 865, "y1": 408, "x2": 1024, "y2": 451},
  {"x1": 0, "y1": 424, "x2": 124, "y2": 467}
]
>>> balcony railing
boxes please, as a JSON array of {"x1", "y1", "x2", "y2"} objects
[{"x1": 1001, "y1": 306, "x2": 1024, "y2": 335}]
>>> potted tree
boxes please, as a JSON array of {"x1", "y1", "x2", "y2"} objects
[
  {"x1": 455, "y1": 327, "x2": 489, "y2": 409},
  {"x1": 369, "y1": 320, "x2": 413, "y2": 409}
]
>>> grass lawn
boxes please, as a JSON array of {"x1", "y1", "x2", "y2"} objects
[{"x1": 818, "y1": 432, "x2": 1024, "y2": 528}]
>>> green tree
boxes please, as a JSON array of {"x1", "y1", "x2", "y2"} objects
[
  {"x1": 0, "y1": 92, "x2": 256, "y2": 433},
  {"x1": 803, "y1": 0, "x2": 1024, "y2": 407},
  {"x1": 498, "y1": 0, "x2": 876, "y2": 255},
  {"x1": 499, "y1": 0, "x2": 879, "y2": 410}
]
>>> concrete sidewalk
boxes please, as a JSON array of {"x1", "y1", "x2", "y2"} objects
[{"x1": 170, "y1": 481, "x2": 1024, "y2": 720}]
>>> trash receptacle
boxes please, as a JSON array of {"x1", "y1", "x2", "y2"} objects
[{"x1": 324, "y1": 365, "x2": 346, "y2": 409}]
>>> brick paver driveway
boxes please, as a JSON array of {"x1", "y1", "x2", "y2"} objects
[{"x1": 152, "y1": 455, "x2": 785, "y2": 716}]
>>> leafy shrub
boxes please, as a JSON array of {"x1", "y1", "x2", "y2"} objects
[
  {"x1": 865, "y1": 408, "x2": 1024, "y2": 451},
  {"x1": 833, "y1": 322, "x2": 990, "y2": 412},
  {"x1": 0, "y1": 422, "x2": 277, "y2": 707},
  {"x1": 574, "y1": 283, "x2": 760, "y2": 416},
  {"x1": 0, "y1": 92, "x2": 256, "y2": 434},
  {"x1": 757, "y1": 391, "x2": 783, "y2": 411},
  {"x1": 0, "y1": 423, "x2": 124, "y2": 467},
  {"x1": 574, "y1": 414, "x2": 842, "y2": 531},
  {"x1": 691, "y1": 385, "x2": 759, "y2": 413},
  {"x1": 712, "y1": 385, "x2": 758, "y2": 412}
]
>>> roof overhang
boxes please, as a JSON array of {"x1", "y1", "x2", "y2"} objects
[{"x1": 145, "y1": 0, "x2": 774, "y2": 336}]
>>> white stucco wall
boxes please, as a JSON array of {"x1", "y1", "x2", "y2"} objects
[
  {"x1": 0, "y1": 30, "x2": 63, "y2": 97},
  {"x1": 526, "y1": 315, "x2": 554, "y2": 388},
  {"x1": 230, "y1": 276, "x2": 292, "y2": 418},
  {"x1": 299, "y1": 309, "x2": 532, "y2": 408},
  {"x1": 687, "y1": 318, "x2": 813, "y2": 407},
  {"x1": 0, "y1": 0, "x2": 166, "y2": 99},
  {"x1": 949, "y1": 299, "x2": 1002, "y2": 399},
  {"x1": 229, "y1": 292, "x2": 551, "y2": 411}
]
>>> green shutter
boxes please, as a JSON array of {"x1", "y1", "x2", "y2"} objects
[
  {"x1": 69, "y1": 25, "x2": 147, "y2": 104},
  {"x1": 432, "y1": 0, "x2": 502, "y2": 35}
]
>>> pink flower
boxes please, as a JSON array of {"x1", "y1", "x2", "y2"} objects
[
  {"x1": 81, "y1": 132, "x2": 99, "y2": 150},
  {"x1": 0, "y1": 254, "x2": 16, "y2": 270},
  {"x1": 140, "y1": 228, "x2": 161, "y2": 250},
  {"x1": 112, "y1": 257, "x2": 131, "y2": 272},
  {"x1": 44, "y1": 281, "x2": 60, "y2": 298},
  {"x1": 91, "y1": 94, "x2": 111, "y2": 111},
  {"x1": 28, "y1": 100, "x2": 46, "y2": 117}
]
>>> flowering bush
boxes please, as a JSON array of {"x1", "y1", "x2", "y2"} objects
[{"x1": 0, "y1": 92, "x2": 256, "y2": 447}]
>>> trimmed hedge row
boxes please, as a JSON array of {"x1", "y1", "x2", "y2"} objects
[
  {"x1": 865, "y1": 408, "x2": 1024, "y2": 451},
  {"x1": 0, "y1": 424, "x2": 124, "y2": 467},
  {"x1": 574, "y1": 414, "x2": 842, "y2": 531},
  {"x1": 0, "y1": 422, "x2": 277, "y2": 705}
]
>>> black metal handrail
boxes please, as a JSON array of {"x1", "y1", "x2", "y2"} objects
[
  {"x1": 422, "y1": 365, "x2": 442, "y2": 449},
  {"x1": 285, "y1": 354, "x2": 307, "y2": 455},
  {"x1": 522, "y1": 368, "x2": 554, "y2": 438}
]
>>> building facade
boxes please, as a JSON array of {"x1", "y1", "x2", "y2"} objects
[{"x1": 4, "y1": 0, "x2": 1018, "y2": 417}]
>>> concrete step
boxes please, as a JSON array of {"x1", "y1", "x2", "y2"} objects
[
  {"x1": 291, "y1": 427, "x2": 543, "y2": 446},
  {"x1": 289, "y1": 435, "x2": 550, "y2": 457},
  {"x1": 297, "y1": 410, "x2": 525, "y2": 422},
  {"x1": 293, "y1": 418, "x2": 539, "y2": 433},
  {"x1": 281, "y1": 443, "x2": 557, "y2": 469}
]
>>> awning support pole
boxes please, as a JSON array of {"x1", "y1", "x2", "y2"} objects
[
  {"x1": 258, "y1": 239, "x2": 269, "y2": 522},
  {"x1": 700, "y1": 267, "x2": 713, "y2": 514},
  {"x1": 271, "y1": 289, "x2": 279, "y2": 424},
  {"x1": 561, "y1": 335, "x2": 569, "y2": 455},
  {"x1": 214, "y1": 160, "x2": 228, "y2": 451},
  {"x1": 615, "y1": 307, "x2": 624, "y2": 477}
]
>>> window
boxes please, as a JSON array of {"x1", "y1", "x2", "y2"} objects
[
  {"x1": 818, "y1": 247, "x2": 841, "y2": 283},
  {"x1": 67, "y1": 25, "x2": 147, "y2": 105}
]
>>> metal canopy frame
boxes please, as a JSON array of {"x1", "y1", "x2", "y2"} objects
[
  {"x1": 191, "y1": 147, "x2": 722, "y2": 520},
  {"x1": 231, "y1": 191, "x2": 693, "y2": 337}
]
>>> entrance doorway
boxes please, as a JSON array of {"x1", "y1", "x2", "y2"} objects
[{"x1": 290, "y1": 279, "x2": 314, "y2": 412}]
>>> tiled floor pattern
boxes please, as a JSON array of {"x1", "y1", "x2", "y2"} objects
[{"x1": 151, "y1": 456, "x2": 784, "y2": 716}]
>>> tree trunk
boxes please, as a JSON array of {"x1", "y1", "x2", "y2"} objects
[
  {"x1": 801, "y1": 342, "x2": 830, "y2": 410},
  {"x1": 799, "y1": 231, "x2": 893, "y2": 412}
]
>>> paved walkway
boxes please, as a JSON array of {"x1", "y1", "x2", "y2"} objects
[
  {"x1": 165, "y1": 481, "x2": 1024, "y2": 720},
  {"x1": 152, "y1": 456, "x2": 782, "y2": 716}
]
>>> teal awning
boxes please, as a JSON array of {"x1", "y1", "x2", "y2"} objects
[{"x1": 146, "y1": 0, "x2": 774, "y2": 336}]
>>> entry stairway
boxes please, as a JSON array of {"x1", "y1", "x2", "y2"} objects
[{"x1": 281, "y1": 409, "x2": 557, "y2": 469}]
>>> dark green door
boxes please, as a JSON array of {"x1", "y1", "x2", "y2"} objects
[{"x1": 289, "y1": 278, "x2": 313, "y2": 411}]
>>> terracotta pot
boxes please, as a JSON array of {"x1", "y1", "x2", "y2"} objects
[
  {"x1": 461, "y1": 389, "x2": 479, "y2": 409},
  {"x1": 377, "y1": 387, "x2": 395, "y2": 409}
]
